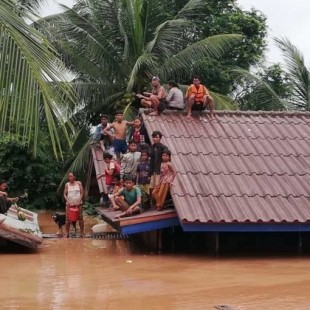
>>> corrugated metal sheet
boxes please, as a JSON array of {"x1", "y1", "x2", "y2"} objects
[{"x1": 142, "y1": 110, "x2": 310, "y2": 224}]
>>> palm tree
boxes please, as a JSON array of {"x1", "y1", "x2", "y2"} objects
[
  {"x1": 38, "y1": 0, "x2": 241, "y2": 117},
  {"x1": 275, "y1": 38, "x2": 310, "y2": 111},
  {"x1": 232, "y1": 38, "x2": 309, "y2": 112},
  {"x1": 0, "y1": 0, "x2": 76, "y2": 158}
]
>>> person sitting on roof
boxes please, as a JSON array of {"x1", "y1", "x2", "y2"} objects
[
  {"x1": 136, "y1": 150, "x2": 151, "y2": 209},
  {"x1": 92, "y1": 115, "x2": 114, "y2": 154},
  {"x1": 97, "y1": 152, "x2": 121, "y2": 206},
  {"x1": 137, "y1": 76, "x2": 167, "y2": 116},
  {"x1": 107, "y1": 174, "x2": 123, "y2": 207},
  {"x1": 185, "y1": 77, "x2": 215, "y2": 119},
  {"x1": 120, "y1": 140, "x2": 141, "y2": 182},
  {"x1": 0, "y1": 179, "x2": 19, "y2": 214},
  {"x1": 165, "y1": 81, "x2": 184, "y2": 111},
  {"x1": 110, "y1": 175, "x2": 142, "y2": 219},
  {"x1": 152, "y1": 149, "x2": 176, "y2": 211}
]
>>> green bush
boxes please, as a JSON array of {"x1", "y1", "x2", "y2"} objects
[{"x1": 0, "y1": 134, "x2": 64, "y2": 210}]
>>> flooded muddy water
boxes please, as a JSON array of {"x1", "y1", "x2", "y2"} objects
[{"x1": 1, "y1": 213, "x2": 310, "y2": 309}]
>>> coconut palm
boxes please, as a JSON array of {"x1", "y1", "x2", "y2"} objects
[
  {"x1": 38, "y1": 0, "x2": 241, "y2": 117},
  {"x1": 275, "y1": 38, "x2": 310, "y2": 111},
  {"x1": 232, "y1": 38, "x2": 309, "y2": 112},
  {"x1": 0, "y1": 0, "x2": 76, "y2": 158}
]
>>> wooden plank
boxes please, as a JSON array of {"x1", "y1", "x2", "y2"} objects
[
  {"x1": 91, "y1": 147, "x2": 107, "y2": 193},
  {"x1": 96, "y1": 207, "x2": 178, "y2": 231},
  {"x1": 119, "y1": 210, "x2": 177, "y2": 226}
]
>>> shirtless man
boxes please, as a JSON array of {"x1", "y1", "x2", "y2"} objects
[
  {"x1": 185, "y1": 77, "x2": 215, "y2": 119},
  {"x1": 137, "y1": 76, "x2": 167, "y2": 116},
  {"x1": 104, "y1": 111, "x2": 134, "y2": 162}
]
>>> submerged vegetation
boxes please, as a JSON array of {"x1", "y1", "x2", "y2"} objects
[{"x1": 0, "y1": 0, "x2": 309, "y2": 207}]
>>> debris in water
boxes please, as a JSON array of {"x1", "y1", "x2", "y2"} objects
[{"x1": 214, "y1": 305, "x2": 235, "y2": 310}]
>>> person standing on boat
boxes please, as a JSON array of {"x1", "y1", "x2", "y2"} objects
[
  {"x1": 0, "y1": 180, "x2": 19, "y2": 214},
  {"x1": 63, "y1": 173, "x2": 84, "y2": 237}
]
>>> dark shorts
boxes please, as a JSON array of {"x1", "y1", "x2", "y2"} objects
[
  {"x1": 166, "y1": 106, "x2": 183, "y2": 111},
  {"x1": 114, "y1": 139, "x2": 127, "y2": 154},
  {"x1": 158, "y1": 100, "x2": 167, "y2": 113},
  {"x1": 192, "y1": 102, "x2": 206, "y2": 111}
]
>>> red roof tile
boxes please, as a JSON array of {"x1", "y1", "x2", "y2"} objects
[{"x1": 142, "y1": 111, "x2": 310, "y2": 224}]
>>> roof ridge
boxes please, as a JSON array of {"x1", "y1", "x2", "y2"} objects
[
  {"x1": 165, "y1": 135, "x2": 310, "y2": 141},
  {"x1": 175, "y1": 171, "x2": 310, "y2": 177},
  {"x1": 172, "y1": 151, "x2": 310, "y2": 157},
  {"x1": 141, "y1": 108, "x2": 310, "y2": 117},
  {"x1": 172, "y1": 193, "x2": 310, "y2": 199}
]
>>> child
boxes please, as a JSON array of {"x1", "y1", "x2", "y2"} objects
[
  {"x1": 110, "y1": 175, "x2": 142, "y2": 218},
  {"x1": 152, "y1": 149, "x2": 175, "y2": 211},
  {"x1": 110, "y1": 174, "x2": 123, "y2": 195},
  {"x1": 97, "y1": 153, "x2": 120, "y2": 205},
  {"x1": 120, "y1": 140, "x2": 141, "y2": 181},
  {"x1": 129, "y1": 117, "x2": 150, "y2": 151},
  {"x1": 136, "y1": 150, "x2": 151, "y2": 208},
  {"x1": 149, "y1": 130, "x2": 167, "y2": 191},
  {"x1": 104, "y1": 111, "x2": 134, "y2": 162},
  {"x1": 108, "y1": 174, "x2": 123, "y2": 207}
]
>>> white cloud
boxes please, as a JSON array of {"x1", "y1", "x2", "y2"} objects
[
  {"x1": 39, "y1": 0, "x2": 75, "y2": 16},
  {"x1": 238, "y1": 0, "x2": 310, "y2": 65}
]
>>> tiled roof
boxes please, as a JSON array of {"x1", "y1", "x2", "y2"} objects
[{"x1": 142, "y1": 110, "x2": 310, "y2": 225}]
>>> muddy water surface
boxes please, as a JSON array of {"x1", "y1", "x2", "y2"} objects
[{"x1": 1, "y1": 213, "x2": 310, "y2": 309}]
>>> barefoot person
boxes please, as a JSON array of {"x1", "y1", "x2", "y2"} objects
[
  {"x1": 63, "y1": 172, "x2": 84, "y2": 237},
  {"x1": 104, "y1": 111, "x2": 134, "y2": 163},
  {"x1": 185, "y1": 77, "x2": 215, "y2": 119},
  {"x1": 137, "y1": 76, "x2": 167, "y2": 116},
  {"x1": 152, "y1": 149, "x2": 176, "y2": 211},
  {"x1": 110, "y1": 175, "x2": 142, "y2": 218}
]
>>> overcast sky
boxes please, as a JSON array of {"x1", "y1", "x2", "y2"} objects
[{"x1": 40, "y1": 0, "x2": 310, "y2": 65}]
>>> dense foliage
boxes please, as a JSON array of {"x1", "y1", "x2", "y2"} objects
[{"x1": 0, "y1": 134, "x2": 64, "y2": 210}]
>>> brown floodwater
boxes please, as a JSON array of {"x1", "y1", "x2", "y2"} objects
[{"x1": 1, "y1": 213, "x2": 310, "y2": 309}]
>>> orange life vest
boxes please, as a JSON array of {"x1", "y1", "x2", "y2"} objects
[{"x1": 189, "y1": 84, "x2": 205, "y2": 102}]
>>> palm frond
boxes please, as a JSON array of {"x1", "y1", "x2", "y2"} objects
[
  {"x1": 175, "y1": 0, "x2": 205, "y2": 19},
  {"x1": 127, "y1": 53, "x2": 157, "y2": 91},
  {"x1": 146, "y1": 19, "x2": 192, "y2": 57},
  {"x1": 157, "y1": 34, "x2": 243, "y2": 81},
  {"x1": 210, "y1": 91, "x2": 238, "y2": 110},
  {"x1": 0, "y1": 0, "x2": 76, "y2": 158},
  {"x1": 275, "y1": 37, "x2": 310, "y2": 110},
  {"x1": 231, "y1": 67, "x2": 288, "y2": 110},
  {"x1": 57, "y1": 140, "x2": 91, "y2": 194}
]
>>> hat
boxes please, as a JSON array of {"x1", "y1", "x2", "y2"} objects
[{"x1": 152, "y1": 76, "x2": 160, "y2": 81}]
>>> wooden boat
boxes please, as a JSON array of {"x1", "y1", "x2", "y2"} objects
[{"x1": 0, "y1": 205, "x2": 43, "y2": 249}]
